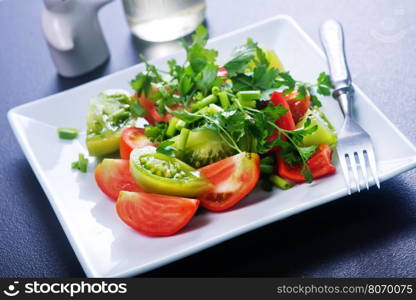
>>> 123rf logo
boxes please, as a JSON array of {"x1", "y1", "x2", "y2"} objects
[{"x1": 3, "y1": 281, "x2": 127, "y2": 297}]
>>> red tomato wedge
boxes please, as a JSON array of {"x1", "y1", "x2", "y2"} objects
[
  {"x1": 116, "y1": 191, "x2": 199, "y2": 236},
  {"x1": 95, "y1": 159, "x2": 142, "y2": 200},
  {"x1": 270, "y1": 91, "x2": 296, "y2": 130},
  {"x1": 217, "y1": 67, "x2": 228, "y2": 77},
  {"x1": 134, "y1": 93, "x2": 172, "y2": 124},
  {"x1": 267, "y1": 91, "x2": 296, "y2": 152},
  {"x1": 198, "y1": 152, "x2": 260, "y2": 211},
  {"x1": 120, "y1": 127, "x2": 154, "y2": 160},
  {"x1": 277, "y1": 144, "x2": 336, "y2": 182},
  {"x1": 285, "y1": 90, "x2": 311, "y2": 124}
]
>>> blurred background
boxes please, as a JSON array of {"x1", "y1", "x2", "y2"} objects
[{"x1": 1, "y1": 0, "x2": 415, "y2": 277}]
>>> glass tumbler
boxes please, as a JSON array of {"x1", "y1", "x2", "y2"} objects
[{"x1": 122, "y1": 0, "x2": 206, "y2": 42}]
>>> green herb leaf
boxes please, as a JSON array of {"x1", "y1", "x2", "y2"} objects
[
  {"x1": 156, "y1": 140, "x2": 177, "y2": 157},
  {"x1": 303, "y1": 166, "x2": 313, "y2": 183},
  {"x1": 310, "y1": 94, "x2": 322, "y2": 107},
  {"x1": 317, "y1": 86, "x2": 331, "y2": 96},
  {"x1": 297, "y1": 145, "x2": 318, "y2": 161},
  {"x1": 130, "y1": 101, "x2": 146, "y2": 117},
  {"x1": 144, "y1": 122, "x2": 168, "y2": 143},
  {"x1": 172, "y1": 109, "x2": 200, "y2": 123},
  {"x1": 317, "y1": 72, "x2": 333, "y2": 88},
  {"x1": 192, "y1": 24, "x2": 209, "y2": 47},
  {"x1": 252, "y1": 65, "x2": 280, "y2": 90},
  {"x1": 276, "y1": 72, "x2": 296, "y2": 92},
  {"x1": 196, "y1": 64, "x2": 219, "y2": 93},
  {"x1": 224, "y1": 38, "x2": 257, "y2": 75}
]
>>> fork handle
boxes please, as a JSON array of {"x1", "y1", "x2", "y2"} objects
[{"x1": 320, "y1": 20, "x2": 353, "y2": 116}]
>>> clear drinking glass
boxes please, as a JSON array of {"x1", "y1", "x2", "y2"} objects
[{"x1": 122, "y1": 0, "x2": 206, "y2": 42}]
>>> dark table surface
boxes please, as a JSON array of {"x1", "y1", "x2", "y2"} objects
[{"x1": 1, "y1": 0, "x2": 416, "y2": 277}]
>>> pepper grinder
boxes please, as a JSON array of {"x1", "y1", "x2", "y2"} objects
[{"x1": 42, "y1": 0, "x2": 113, "y2": 77}]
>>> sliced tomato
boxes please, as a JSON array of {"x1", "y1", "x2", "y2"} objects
[
  {"x1": 218, "y1": 67, "x2": 228, "y2": 77},
  {"x1": 269, "y1": 91, "x2": 296, "y2": 130},
  {"x1": 120, "y1": 127, "x2": 154, "y2": 160},
  {"x1": 133, "y1": 93, "x2": 172, "y2": 124},
  {"x1": 116, "y1": 191, "x2": 199, "y2": 236},
  {"x1": 277, "y1": 144, "x2": 336, "y2": 182},
  {"x1": 267, "y1": 91, "x2": 296, "y2": 152},
  {"x1": 285, "y1": 90, "x2": 311, "y2": 123},
  {"x1": 198, "y1": 152, "x2": 260, "y2": 211},
  {"x1": 95, "y1": 159, "x2": 142, "y2": 200}
]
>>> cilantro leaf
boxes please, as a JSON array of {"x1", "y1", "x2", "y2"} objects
[
  {"x1": 317, "y1": 72, "x2": 333, "y2": 88},
  {"x1": 310, "y1": 94, "x2": 322, "y2": 107},
  {"x1": 130, "y1": 72, "x2": 152, "y2": 97},
  {"x1": 144, "y1": 122, "x2": 168, "y2": 143},
  {"x1": 231, "y1": 74, "x2": 256, "y2": 91},
  {"x1": 130, "y1": 101, "x2": 146, "y2": 118},
  {"x1": 254, "y1": 46, "x2": 269, "y2": 67},
  {"x1": 172, "y1": 109, "x2": 201, "y2": 123},
  {"x1": 224, "y1": 38, "x2": 257, "y2": 75},
  {"x1": 253, "y1": 65, "x2": 280, "y2": 90},
  {"x1": 188, "y1": 44, "x2": 218, "y2": 73},
  {"x1": 156, "y1": 140, "x2": 176, "y2": 157},
  {"x1": 196, "y1": 64, "x2": 219, "y2": 93},
  {"x1": 317, "y1": 86, "x2": 331, "y2": 96},
  {"x1": 315, "y1": 72, "x2": 333, "y2": 98},
  {"x1": 303, "y1": 166, "x2": 313, "y2": 183},
  {"x1": 262, "y1": 102, "x2": 288, "y2": 120},
  {"x1": 192, "y1": 24, "x2": 209, "y2": 47},
  {"x1": 276, "y1": 72, "x2": 296, "y2": 92},
  {"x1": 297, "y1": 145, "x2": 318, "y2": 161}
]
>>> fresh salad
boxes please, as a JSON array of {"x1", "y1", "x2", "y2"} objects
[{"x1": 62, "y1": 25, "x2": 337, "y2": 236}]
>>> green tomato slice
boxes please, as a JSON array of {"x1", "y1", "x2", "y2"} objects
[
  {"x1": 86, "y1": 90, "x2": 136, "y2": 157},
  {"x1": 171, "y1": 127, "x2": 234, "y2": 168},
  {"x1": 297, "y1": 109, "x2": 337, "y2": 146},
  {"x1": 130, "y1": 146, "x2": 211, "y2": 198}
]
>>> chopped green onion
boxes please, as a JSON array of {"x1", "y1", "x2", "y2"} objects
[
  {"x1": 260, "y1": 164, "x2": 274, "y2": 174},
  {"x1": 71, "y1": 153, "x2": 89, "y2": 173},
  {"x1": 175, "y1": 119, "x2": 186, "y2": 130},
  {"x1": 207, "y1": 103, "x2": 223, "y2": 113},
  {"x1": 191, "y1": 94, "x2": 218, "y2": 112},
  {"x1": 211, "y1": 86, "x2": 220, "y2": 95},
  {"x1": 177, "y1": 128, "x2": 190, "y2": 151},
  {"x1": 110, "y1": 108, "x2": 130, "y2": 123},
  {"x1": 57, "y1": 127, "x2": 79, "y2": 140},
  {"x1": 195, "y1": 92, "x2": 204, "y2": 101},
  {"x1": 236, "y1": 90, "x2": 261, "y2": 108},
  {"x1": 270, "y1": 175, "x2": 293, "y2": 190},
  {"x1": 166, "y1": 117, "x2": 179, "y2": 137},
  {"x1": 218, "y1": 91, "x2": 230, "y2": 109}
]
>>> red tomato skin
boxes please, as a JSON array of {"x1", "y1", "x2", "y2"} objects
[
  {"x1": 270, "y1": 91, "x2": 296, "y2": 130},
  {"x1": 116, "y1": 191, "x2": 199, "y2": 236},
  {"x1": 277, "y1": 144, "x2": 336, "y2": 182},
  {"x1": 267, "y1": 91, "x2": 296, "y2": 152},
  {"x1": 218, "y1": 67, "x2": 228, "y2": 77},
  {"x1": 285, "y1": 91, "x2": 311, "y2": 124},
  {"x1": 134, "y1": 93, "x2": 172, "y2": 125},
  {"x1": 120, "y1": 127, "x2": 154, "y2": 160},
  {"x1": 95, "y1": 159, "x2": 142, "y2": 200},
  {"x1": 198, "y1": 152, "x2": 260, "y2": 211}
]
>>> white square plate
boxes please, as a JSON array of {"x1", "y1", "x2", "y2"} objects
[{"x1": 8, "y1": 15, "x2": 416, "y2": 277}]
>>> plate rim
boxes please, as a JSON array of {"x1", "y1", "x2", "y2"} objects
[{"x1": 7, "y1": 14, "x2": 416, "y2": 277}]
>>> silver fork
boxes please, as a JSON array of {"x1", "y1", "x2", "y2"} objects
[{"x1": 320, "y1": 19, "x2": 380, "y2": 194}]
